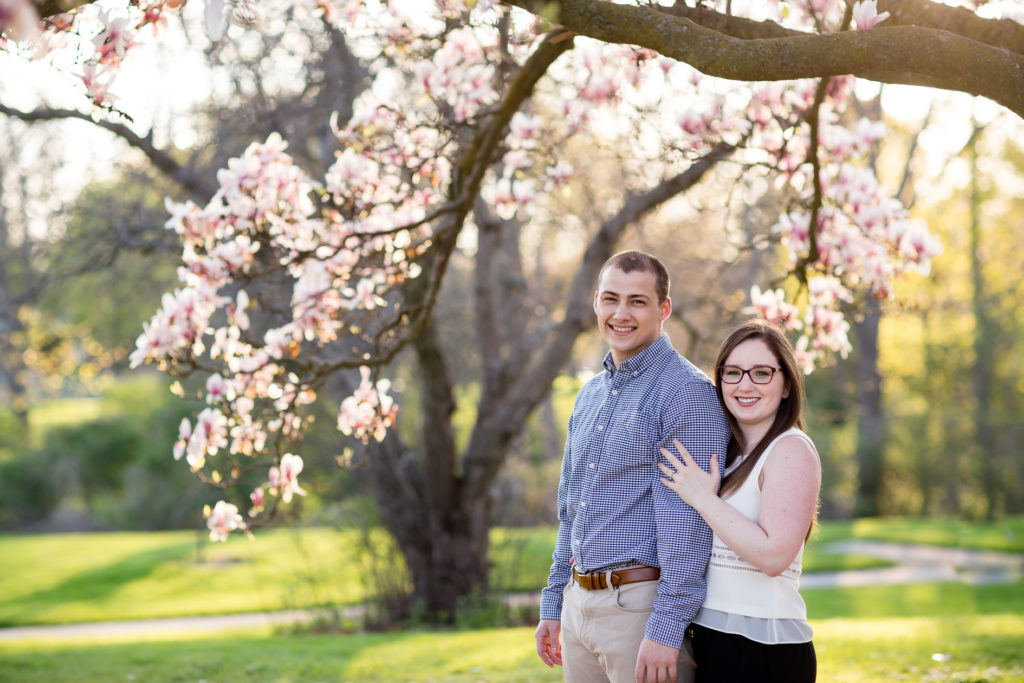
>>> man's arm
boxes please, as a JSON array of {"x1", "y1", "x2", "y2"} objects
[
  {"x1": 645, "y1": 379, "x2": 732, "y2": 647},
  {"x1": 536, "y1": 412, "x2": 575, "y2": 666},
  {"x1": 539, "y1": 410, "x2": 574, "y2": 621}
]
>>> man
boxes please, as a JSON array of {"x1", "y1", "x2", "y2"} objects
[{"x1": 535, "y1": 251, "x2": 731, "y2": 683}]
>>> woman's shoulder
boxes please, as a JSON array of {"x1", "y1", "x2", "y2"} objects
[
  {"x1": 764, "y1": 428, "x2": 820, "y2": 469},
  {"x1": 769, "y1": 427, "x2": 815, "y2": 448}
]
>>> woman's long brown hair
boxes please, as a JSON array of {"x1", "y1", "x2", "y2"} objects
[{"x1": 716, "y1": 319, "x2": 806, "y2": 499}]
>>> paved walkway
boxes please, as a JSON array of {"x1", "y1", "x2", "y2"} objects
[
  {"x1": 801, "y1": 540, "x2": 1023, "y2": 588},
  {"x1": 2, "y1": 541, "x2": 1020, "y2": 642}
]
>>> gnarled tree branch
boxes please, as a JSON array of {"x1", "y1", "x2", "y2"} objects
[
  {"x1": 503, "y1": 0, "x2": 1024, "y2": 118},
  {"x1": 0, "y1": 103, "x2": 218, "y2": 199}
]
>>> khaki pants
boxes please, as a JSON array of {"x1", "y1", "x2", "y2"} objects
[{"x1": 561, "y1": 579, "x2": 696, "y2": 683}]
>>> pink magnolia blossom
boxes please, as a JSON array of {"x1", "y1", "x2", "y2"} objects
[
  {"x1": 899, "y1": 220, "x2": 944, "y2": 273},
  {"x1": 229, "y1": 414, "x2": 267, "y2": 457},
  {"x1": 230, "y1": 291, "x2": 250, "y2": 330},
  {"x1": 268, "y1": 453, "x2": 307, "y2": 503},
  {"x1": 206, "y1": 500, "x2": 246, "y2": 542},
  {"x1": 249, "y1": 486, "x2": 265, "y2": 515},
  {"x1": 92, "y1": 10, "x2": 135, "y2": 67},
  {"x1": 172, "y1": 418, "x2": 191, "y2": 462},
  {"x1": 852, "y1": 1, "x2": 891, "y2": 30},
  {"x1": 205, "y1": 373, "x2": 230, "y2": 403},
  {"x1": 508, "y1": 112, "x2": 543, "y2": 149},
  {"x1": 545, "y1": 161, "x2": 575, "y2": 189},
  {"x1": 344, "y1": 277, "x2": 386, "y2": 310},
  {"x1": 338, "y1": 367, "x2": 397, "y2": 444},
  {"x1": 489, "y1": 176, "x2": 517, "y2": 220},
  {"x1": 81, "y1": 62, "x2": 117, "y2": 107},
  {"x1": 747, "y1": 286, "x2": 801, "y2": 330}
]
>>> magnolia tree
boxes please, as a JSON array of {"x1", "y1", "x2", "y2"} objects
[{"x1": 5, "y1": 0, "x2": 1006, "y2": 615}]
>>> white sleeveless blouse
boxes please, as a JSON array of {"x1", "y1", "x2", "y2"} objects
[{"x1": 692, "y1": 427, "x2": 817, "y2": 644}]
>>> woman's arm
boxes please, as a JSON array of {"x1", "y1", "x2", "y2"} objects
[{"x1": 659, "y1": 435, "x2": 821, "y2": 576}]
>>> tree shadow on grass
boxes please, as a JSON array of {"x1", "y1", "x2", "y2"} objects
[{"x1": 0, "y1": 540, "x2": 197, "y2": 627}]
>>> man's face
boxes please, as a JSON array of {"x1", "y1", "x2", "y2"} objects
[{"x1": 593, "y1": 266, "x2": 671, "y2": 367}]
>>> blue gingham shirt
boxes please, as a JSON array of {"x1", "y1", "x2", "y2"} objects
[{"x1": 540, "y1": 333, "x2": 732, "y2": 647}]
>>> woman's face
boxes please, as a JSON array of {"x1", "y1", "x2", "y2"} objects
[{"x1": 720, "y1": 339, "x2": 789, "y2": 439}]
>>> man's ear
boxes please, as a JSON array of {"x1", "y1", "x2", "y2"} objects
[{"x1": 660, "y1": 297, "x2": 672, "y2": 322}]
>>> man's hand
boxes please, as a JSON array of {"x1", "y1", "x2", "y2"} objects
[
  {"x1": 535, "y1": 618, "x2": 563, "y2": 668},
  {"x1": 635, "y1": 637, "x2": 679, "y2": 683}
]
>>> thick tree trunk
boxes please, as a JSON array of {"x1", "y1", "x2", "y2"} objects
[
  {"x1": 359, "y1": 317, "x2": 493, "y2": 622},
  {"x1": 404, "y1": 493, "x2": 492, "y2": 619},
  {"x1": 365, "y1": 451, "x2": 493, "y2": 621}
]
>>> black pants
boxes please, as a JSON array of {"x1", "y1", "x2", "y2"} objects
[{"x1": 691, "y1": 623, "x2": 816, "y2": 683}]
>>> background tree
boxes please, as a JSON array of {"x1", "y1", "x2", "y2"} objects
[
  {"x1": 867, "y1": 106, "x2": 1024, "y2": 519},
  {"x1": 0, "y1": 117, "x2": 125, "y2": 428},
  {"x1": 3, "y1": 0, "x2": 1011, "y2": 623}
]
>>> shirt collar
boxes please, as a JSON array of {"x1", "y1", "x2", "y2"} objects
[{"x1": 602, "y1": 332, "x2": 673, "y2": 375}]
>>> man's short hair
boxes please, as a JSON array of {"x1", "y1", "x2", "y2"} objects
[{"x1": 599, "y1": 251, "x2": 670, "y2": 303}]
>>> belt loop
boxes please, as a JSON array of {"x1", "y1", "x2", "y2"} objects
[{"x1": 604, "y1": 568, "x2": 616, "y2": 591}]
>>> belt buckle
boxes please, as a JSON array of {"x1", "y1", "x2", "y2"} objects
[{"x1": 575, "y1": 568, "x2": 601, "y2": 590}]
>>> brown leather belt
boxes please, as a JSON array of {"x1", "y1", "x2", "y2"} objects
[{"x1": 572, "y1": 565, "x2": 660, "y2": 590}]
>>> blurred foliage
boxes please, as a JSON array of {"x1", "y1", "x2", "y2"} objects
[
  {"x1": 0, "y1": 409, "x2": 26, "y2": 459},
  {"x1": 870, "y1": 132, "x2": 1024, "y2": 519},
  {"x1": 0, "y1": 376, "x2": 211, "y2": 531},
  {"x1": 35, "y1": 173, "x2": 181, "y2": 356},
  {"x1": 6, "y1": 307, "x2": 126, "y2": 398},
  {"x1": 0, "y1": 447, "x2": 60, "y2": 530}
]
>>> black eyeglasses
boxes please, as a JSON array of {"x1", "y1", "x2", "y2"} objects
[{"x1": 719, "y1": 365, "x2": 781, "y2": 385}]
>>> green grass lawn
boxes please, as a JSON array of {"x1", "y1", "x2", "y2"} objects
[
  {"x1": 813, "y1": 516, "x2": 1024, "y2": 552},
  {"x1": 0, "y1": 524, "x2": 886, "y2": 628},
  {"x1": 1, "y1": 611, "x2": 1022, "y2": 682},
  {"x1": 0, "y1": 526, "x2": 569, "y2": 627},
  {"x1": 2, "y1": 517, "x2": 1021, "y2": 627},
  {"x1": 1, "y1": 518, "x2": 1022, "y2": 681},
  {"x1": 0, "y1": 527, "x2": 367, "y2": 626}
]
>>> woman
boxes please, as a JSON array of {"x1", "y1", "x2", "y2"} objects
[{"x1": 659, "y1": 319, "x2": 821, "y2": 682}]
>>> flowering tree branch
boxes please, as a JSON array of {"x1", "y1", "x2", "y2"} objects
[{"x1": 503, "y1": 0, "x2": 1024, "y2": 118}]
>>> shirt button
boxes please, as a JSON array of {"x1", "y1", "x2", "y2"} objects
[
  {"x1": 612, "y1": 389, "x2": 618, "y2": 395},
  {"x1": 574, "y1": 540, "x2": 580, "y2": 546},
  {"x1": 589, "y1": 463, "x2": 595, "y2": 469},
  {"x1": 580, "y1": 502, "x2": 587, "y2": 508},
  {"x1": 633, "y1": 371, "x2": 639, "y2": 376},
  {"x1": 596, "y1": 425, "x2": 604, "y2": 431}
]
